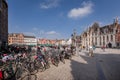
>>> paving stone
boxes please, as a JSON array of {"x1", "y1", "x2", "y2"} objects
[{"x1": 35, "y1": 48, "x2": 120, "y2": 80}]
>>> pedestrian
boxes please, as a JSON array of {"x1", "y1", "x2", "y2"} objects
[
  {"x1": 89, "y1": 45, "x2": 94, "y2": 57},
  {"x1": 101, "y1": 45, "x2": 105, "y2": 52}
]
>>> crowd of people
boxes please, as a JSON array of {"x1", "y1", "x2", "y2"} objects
[{"x1": 81, "y1": 44, "x2": 107, "y2": 57}]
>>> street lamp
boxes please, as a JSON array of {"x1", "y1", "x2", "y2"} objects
[
  {"x1": 73, "y1": 29, "x2": 76, "y2": 47},
  {"x1": 71, "y1": 29, "x2": 77, "y2": 47},
  {"x1": 71, "y1": 29, "x2": 78, "y2": 55}
]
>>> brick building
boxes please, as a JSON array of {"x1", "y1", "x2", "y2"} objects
[
  {"x1": 0, "y1": 0, "x2": 8, "y2": 47},
  {"x1": 8, "y1": 33, "x2": 24, "y2": 45},
  {"x1": 8, "y1": 33, "x2": 37, "y2": 46}
]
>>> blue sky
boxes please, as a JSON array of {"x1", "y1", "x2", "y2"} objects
[{"x1": 8, "y1": 0, "x2": 120, "y2": 39}]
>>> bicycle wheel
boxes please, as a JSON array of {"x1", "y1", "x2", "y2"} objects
[
  {"x1": 21, "y1": 74, "x2": 37, "y2": 80},
  {"x1": 3, "y1": 70, "x2": 9, "y2": 80},
  {"x1": 54, "y1": 58, "x2": 59, "y2": 67},
  {"x1": 19, "y1": 69, "x2": 29, "y2": 80},
  {"x1": 61, "y1": 58, "x2": 65, "y2": 64},
  {"x1": 30, "y1": 74, "x2": 37, "y2": 80},
  {"x1": 15, "y1": 64, "x2": 23, "y2": 79},
  {"x1": 29, "y1": 62, "x2": 35, "y2": 72},
  {"x1": 29, "y1": 62, "x2": 38, "y2": 74},
  {"x1": 38, "y1": 62, "x2": 45, "y2": 72},
  {"x1": 45, "y1": 62, "x2": 50, "y2": 69}
]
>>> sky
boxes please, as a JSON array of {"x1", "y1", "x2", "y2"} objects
[{"x1": 8, "y1": 0, "x2": 120, "y2": 39}]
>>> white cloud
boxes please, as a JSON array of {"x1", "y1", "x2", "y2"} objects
[
  {"x1": 39, "y1": 30, "x2": 45, "y2": 34},
  {"x1": 45, "y1": 31, "x2": 61, "y2": 39},
  {"x1": 40, "y1": 0, "x2": 60, "y2": 9},
  {"x1": 68, "y1": 1, "x2": 94, "y2": 19},
  {"x1": 46, "y1": 31, "x2": 58, "y2": 35},
  {"x1": 31, "y1": 30, "x2": 62, "y2": 39}
]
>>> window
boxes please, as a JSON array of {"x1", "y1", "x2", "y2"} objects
[
  {"x1": 111, "y1": 35, "x2": 113, "y2": 41},
  {"x1": 103, "y1": 41, "x2": 105, "y2": 45},
  {"x1": 107, "y1": 35, "x2": 109, "y2": 42},
  {"x1": 116, "y1": 43, "x2": 119, "y2": 47},
  {"x1": 103, "y1": 36, "x2": 105, "y2": 41},
  {"x1": 103, "y1": 36, "x2": 105, "y2": 45},
  {"x1": 92, "y1": 38, "x2": 94, "y2": 43},
  {"x1": 116, "y1": 30, "x2": 118, "y2": 33},
  {"x1": 95, "y1": 37, "x2": 97, "y2": 45},
  {"x1": 111, "y1": 29, "x2": 113, "y2": 33},
  {"x1": 100, "y1": 37, "x2": 101, "y2": 45},
  {"x1": 95, "y1": 31, "x2": 97, "y2": 35}
]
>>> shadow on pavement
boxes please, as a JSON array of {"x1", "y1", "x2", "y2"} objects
[{"x1": 70, "y1": 52, "x2": 120, "y2": 80}]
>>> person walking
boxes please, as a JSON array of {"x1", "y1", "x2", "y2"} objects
[
  {"x1": 101, "y1": 45, "x2": 105, "y2": 52},
  {"x1": 89, "y1": 45, "x2": 94, "y2": 57}
]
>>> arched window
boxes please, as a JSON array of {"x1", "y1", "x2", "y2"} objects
[{"x1": 111, "y1": 35, "x2": 113, "y2": 41}]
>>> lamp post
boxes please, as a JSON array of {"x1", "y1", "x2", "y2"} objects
[
  {"x1": 71, "y1": 29, "x2": 78, "y2": 54},
  {"x1": 73, "y1": 29, "x2": 76, "y2": 47},
  {"x1": 71, "y1": 30, "x2": 76, "y2": 47}
]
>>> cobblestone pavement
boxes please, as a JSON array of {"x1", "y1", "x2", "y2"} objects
[{"x1": 36, "y1": 48, "x2": 120, "y2": 80}]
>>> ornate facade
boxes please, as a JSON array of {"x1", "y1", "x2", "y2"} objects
[
  {"x1": 0, "y1": 0, "x2": 8, "y2": 47},
  {"x1": 81, "y1": 18, "x2": 120, "y2": 48}
]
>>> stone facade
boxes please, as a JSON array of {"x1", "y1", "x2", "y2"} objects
[
  {"x1": 115, "y1": 22, "x2": 120, "y2": 47},
  {"x1": 0, "y1": 0, "x2": 8, "y2": 47},
  {"x1": 81, "y1": 18, "x2": 120, "y2": 48}
]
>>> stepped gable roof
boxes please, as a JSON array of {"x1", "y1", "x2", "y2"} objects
[{"x1": 116, "y1": 24, "x2": 120, "y2": 29}]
